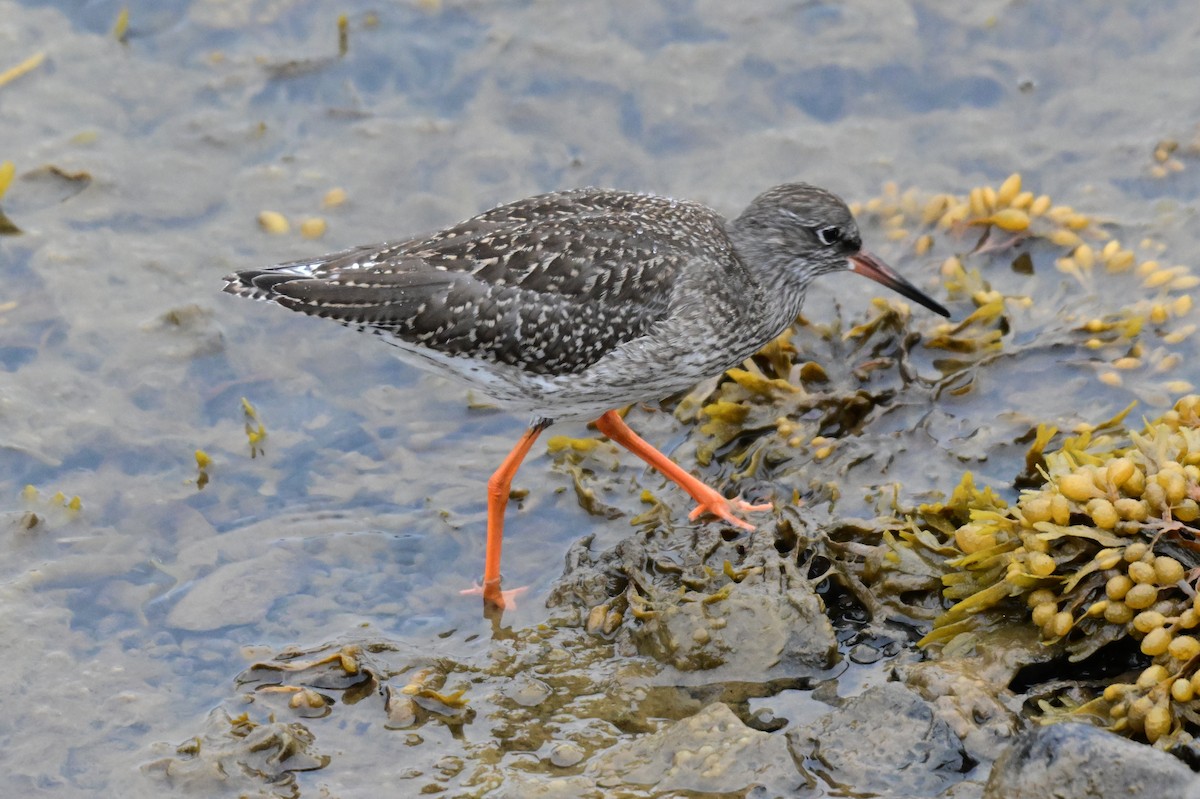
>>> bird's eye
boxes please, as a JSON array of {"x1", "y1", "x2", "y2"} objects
[{"x1": 815, "y1": 225, "x2": 842, "y2": 246}]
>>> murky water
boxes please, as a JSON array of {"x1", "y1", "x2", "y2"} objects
[{"x1": 3, "y1": 1, "x2": 1200, "y2": 796}]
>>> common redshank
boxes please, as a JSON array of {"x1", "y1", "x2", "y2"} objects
[{"x1": 224, "y1": 183, "x2": 949, "y2": 608}]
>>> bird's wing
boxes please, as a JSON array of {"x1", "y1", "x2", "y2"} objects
[{"x1": 223, "y1": 190, "x2": 733, "y2": 375}]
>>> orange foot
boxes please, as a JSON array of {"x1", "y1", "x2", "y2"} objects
[
  {"x1": 686, "y1": 485, "x2": 772, "y2": 530},
  {"x1": 460, "y1": 580, "x2": 529, "y2": 610}
]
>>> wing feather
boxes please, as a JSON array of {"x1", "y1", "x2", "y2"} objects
[{"x1": 223, "y1": 189, "x2": 732, "y2": 374}]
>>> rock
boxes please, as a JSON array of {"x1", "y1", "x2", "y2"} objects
[
  {"x1": 630, "y1": 578, "x2": 836, "y2": 681},
  {"x1": 588, "y1": 702, "x2": 799, "y2": 795},
  {"x1": 902, "y1": 658, "x2": 1020, "y2": 763},
  {"x1": 983, "y1": 722, "x2": 1200, "y2": 799},
  {"x1": 551, "y1": 518, "x2": 838, "y2": 688},
  {"x1": 493, "y1": 774, "x2": 603, "y2": 799},
  {"x1": 789, "y1": 682, "x2": 970, "y2": 797},
  {"x1": 165, "y1": 550, "x2": 304, "y2": 631}
]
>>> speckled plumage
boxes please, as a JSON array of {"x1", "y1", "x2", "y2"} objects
[{"x1": 224, "y1": 184, "x2": 946, "y2": 421}]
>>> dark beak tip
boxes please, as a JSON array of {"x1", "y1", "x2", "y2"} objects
[{"x1": 850, "y1": 251, "x2": 952, "y2": 319}]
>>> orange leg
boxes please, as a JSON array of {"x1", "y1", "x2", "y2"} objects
[
  {"x1": 460, "y1": 420, "x2": 548, "y2": 609},
  {"x1": 593, "y1": 410, "x2": 771, "y2": 530}
]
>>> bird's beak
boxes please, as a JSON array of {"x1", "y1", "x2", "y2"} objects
[{"x1": 849, "y1": 250, "x2": 950, "y2": 317}]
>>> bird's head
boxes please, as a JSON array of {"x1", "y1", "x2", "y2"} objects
[{"x1": 731, "y1": 183, "x2": 950, "y2": 318}]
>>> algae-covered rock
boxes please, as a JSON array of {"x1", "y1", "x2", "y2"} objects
[
  {"x1": 550, "y1": 514, "x2": 837, "y2": 688},
  {"x1": 588, "y1": 702, "x2": 798, "y2": 795},
  {"x1": 629, "y1": 576, "x2": 835, "y2": 682},
  {"x1": 788, "y1": 683, "x2": 971, "y2": 797},
  {"x1": 143, "y1": 709, "x2": 329, "y2": 797}
]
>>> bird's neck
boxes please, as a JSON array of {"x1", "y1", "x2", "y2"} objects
[{"x1": 725, "y1": 223, "x2": 812, "y2": 325}]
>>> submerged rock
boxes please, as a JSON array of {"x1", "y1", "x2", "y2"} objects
[{"x1": 143, "y1": 708, "x2": 329, "y2": 797}]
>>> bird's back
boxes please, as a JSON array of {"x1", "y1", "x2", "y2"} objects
[{"x1": 223, "y1": 189, "x2": 750, "y2": 381}]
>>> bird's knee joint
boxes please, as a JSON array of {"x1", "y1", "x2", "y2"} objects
[{"x1": 487, "y1": 476, "x2": 510, "y2": 503}]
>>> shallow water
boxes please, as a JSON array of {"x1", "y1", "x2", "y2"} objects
[{"x1": 2, "y1": 1, "x2": 1200, "y2": 796}]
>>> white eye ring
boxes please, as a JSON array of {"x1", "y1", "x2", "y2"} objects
[{"x1": 815, "y1": 226, "x2": 842, "y2": 246}]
